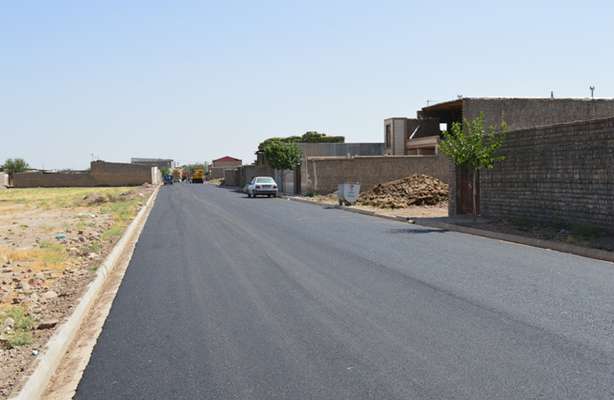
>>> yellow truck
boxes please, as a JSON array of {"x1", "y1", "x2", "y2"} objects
[{"x1": 191, "y1": 168, "x2": 204, "y2": 184}]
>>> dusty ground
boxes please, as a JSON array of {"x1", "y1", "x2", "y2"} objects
[
  {"x1": 295, "y1": 194, "x2": 449, "y2": 219},
  {"x1": 0, "y1": 186, "x2": 154, "y2": 399},
  {"x1": 449, "y1": 218, "x2": 614, "y2": 252}
]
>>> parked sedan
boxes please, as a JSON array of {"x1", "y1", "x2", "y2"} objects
[{"x1": 246, "y1": 176, "x2": 278, "y2": 198}]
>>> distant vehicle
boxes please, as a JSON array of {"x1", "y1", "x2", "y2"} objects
[
  {"x1": 191, "y1": 168, "x2": 204, "y2": 184},
  {"x1": 246, "y1": 176, "x2": 278, "y2": 198},
  {"x1": 163, "y1": 175, "x2": 173, "y2": 185}
]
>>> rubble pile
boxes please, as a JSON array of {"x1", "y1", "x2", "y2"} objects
[{"x1": 357, "y1": 175, "x2": 448, "y2": 209}]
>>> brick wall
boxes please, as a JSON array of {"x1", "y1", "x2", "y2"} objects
[
  {"x1": 238, "y1": 165, "x2": 275, "y2": 188},
  {"x1": 302, "y1": 155, "x2": 450, "y2": 194},
  {"x1": 477, "y1": 117, "x2": 614, "y2": 230},
  {"x1": 90, "y1": 161, "x2": 153, "y2": 186},
  {"x1": 13, "y1": 161, "x2": 155, "y2": 188},
  {"x1": 13, "y1": 171, "x2": 96, "y2": 188},
  {"x1": 223, "y1": 169, "x2": 240, "y2": 186},
  {"x1": 463, "y1": 98, "x2": 614, "y2": 132}
]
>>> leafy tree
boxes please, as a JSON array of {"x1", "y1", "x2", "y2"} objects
[
  {"x1": 439, "y1": 113, "x2": 507, "y2": 218},
  {"x1": 2, "y1": 158, "x2": 29, "y2": 184},
  {"x1": 262, "y1": 139, "x2": 301, "y2": 170},
  {"x1": 300, "y1": 131, "x2": 344, "y2": 143},
  {"x1": 257, "y1": 131, "x2": 344, "y2": 151}
]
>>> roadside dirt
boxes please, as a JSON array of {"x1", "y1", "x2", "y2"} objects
[
  {"x1": 0, "y1": 186, "x2": 154, "y2": 399},
  {"x1": 295, "y1": 193, "x2": 448, "y2": 219},
  {"x1": 450, "y1": 219, "x2": 614, "y2": 252}
]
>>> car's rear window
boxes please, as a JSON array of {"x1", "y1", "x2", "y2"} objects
[{"x1": 256, "y1": 177, "x2": 275, "y2": 184}]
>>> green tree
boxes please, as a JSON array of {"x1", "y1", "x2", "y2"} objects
[
  {"x1": 300, "y1": 131, "x2": 344, "y2": 143},
  {"x1": 2, "y1": 158, "x2": 29, "y2": 184},
  {"x1": 262, "y1": 139, "x2": 301, "y2": 170},
  {"x1": 257, "y1": 131, "x2": 344, "y2": 151},
  {"x1": 439, "y1": 113, "x2": 507, "y2": 218}
]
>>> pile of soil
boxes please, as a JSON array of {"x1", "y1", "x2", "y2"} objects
[{"x1": 357, "y1": 175, "x2": 448, "y2": 209}]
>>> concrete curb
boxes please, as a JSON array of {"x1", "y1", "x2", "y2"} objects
[
  {"x1": 11, "y1": 186, "x2": 160, "y2": 400},
  {"x1": 282, "y1": 195, "x2": 614, "y2": 264}
]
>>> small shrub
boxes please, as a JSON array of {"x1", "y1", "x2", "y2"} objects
[{"x1": 1, "y1": 307, "x2": 35, "y2": 348}]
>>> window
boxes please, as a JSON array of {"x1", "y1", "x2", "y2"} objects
[{"x1": 385, "y1": 124, "x2": 391, "y2": 147}]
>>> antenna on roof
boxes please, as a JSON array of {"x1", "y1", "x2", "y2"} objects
[
  {"x1": 426, "y1": 99, "x2": 432, "y2": 106},
  {"x1": 590, "y1": 85, "x2": 595, "y2": 99},
  {"x1": 457, "y1": 94, "x2": 463, "y2": 99},
  {"x1": 550, "y1": 91, "x2": 554, "y2": 99}
]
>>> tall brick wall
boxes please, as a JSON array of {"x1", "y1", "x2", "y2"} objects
[
  {"x1": 463, "y1": 98, "x2": 614, "y2": 132},
  {"x1": 302, "y1": 155, "x2": 450, "y2": 194},
  {"x1": 478, "y1": 117, "x2": 614, "y2": 230}
]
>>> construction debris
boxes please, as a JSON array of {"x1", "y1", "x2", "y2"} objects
[{"x1": 357, "y1": 175, "x2": 448, "y2": 209}]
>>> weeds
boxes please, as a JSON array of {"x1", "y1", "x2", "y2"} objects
[{"x1": 0, "y1": 307, "x2": 34, "y2": 348}]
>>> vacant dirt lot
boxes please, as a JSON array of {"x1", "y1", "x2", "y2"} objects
[{"x1": 0, "y1": 186, "x2": 154, "y2": 399}]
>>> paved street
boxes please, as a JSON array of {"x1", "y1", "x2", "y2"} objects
[{"x1": 76, "y1": 184, "x2": 614, "y2": 399}]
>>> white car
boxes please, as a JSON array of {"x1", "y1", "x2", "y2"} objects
[{"x1": 246, "y1": 176, "x2": 278, "y2": 198}]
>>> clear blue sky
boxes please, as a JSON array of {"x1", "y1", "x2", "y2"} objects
[{"x1": 1, "y1": 1, "x2": 612, "y2": 169}]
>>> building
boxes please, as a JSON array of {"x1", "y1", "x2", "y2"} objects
[
  {"x1": 385, "y1": 97, "x2": 614, "y2": 156},
  {"x1": 384, "y1": 117, "x2": 440, "y2": 155},
  {"x1": 209, "y1": 156, "x2": 242, "y2": 179},
  {"x1": 131, "y1": 158, "x2": 174, "y2": 170}
]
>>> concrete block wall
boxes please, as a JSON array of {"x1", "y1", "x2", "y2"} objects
[
  {"x1": 302, "y1": 155, "x2": 450, "y2": 194},
  {"x1": 298, "y1": 143, "x2": 384, "y2": 157},
  {"x1": 478, "y1": 116, "x2": 614, "y2": 231}
]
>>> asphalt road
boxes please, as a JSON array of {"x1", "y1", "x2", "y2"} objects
[{"x1": 76, "y1": 184, "x2": 614, "y2": 399}]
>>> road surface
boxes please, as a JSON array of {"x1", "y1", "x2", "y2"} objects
[{"x1": 76, "y1": 184, "x2": 614, "y2": 399}]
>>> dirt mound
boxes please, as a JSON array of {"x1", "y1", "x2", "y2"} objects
[
  {"x1": 357, "y1": 175, "x2": 448, "y2": 209},
  {"x1": 81, "y1": 193, "x2": 108, "y2": 205}
]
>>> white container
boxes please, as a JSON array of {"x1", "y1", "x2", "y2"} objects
[{"x1": 337, "y1": 183, "x2": 361, "y2": 205}]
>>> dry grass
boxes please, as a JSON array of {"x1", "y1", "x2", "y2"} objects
[{"x1": 0, "y1": 187, "x2": 133, "y2": 209}]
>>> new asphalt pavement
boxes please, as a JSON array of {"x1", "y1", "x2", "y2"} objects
[{"x1": 76, "y1": 183, "x2": 614, "y2": 399}]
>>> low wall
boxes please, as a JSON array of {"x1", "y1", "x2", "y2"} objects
[
  {"x1": 13, "y1": 161, "x2": 157, "y2": 188},
  {"x1": 0, "y1": 173, "x2": 8, "y2": 188},
  {"x1": 302, "y1": 155, "x2": 450, "y2": 194},
  {"x1": 476, "y1": 116, "x2": 614, "y2": 231}
]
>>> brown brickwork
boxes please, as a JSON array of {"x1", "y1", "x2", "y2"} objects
[
  {"x1": 13, "y1": 161, "x2": 155, "y2": 188},
  {"x1": 302, "y1": 155, "x2": 450, "y2": 194},
  {"x1": 456, "y1": 117, "x2": 614, "y2": 231}
]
